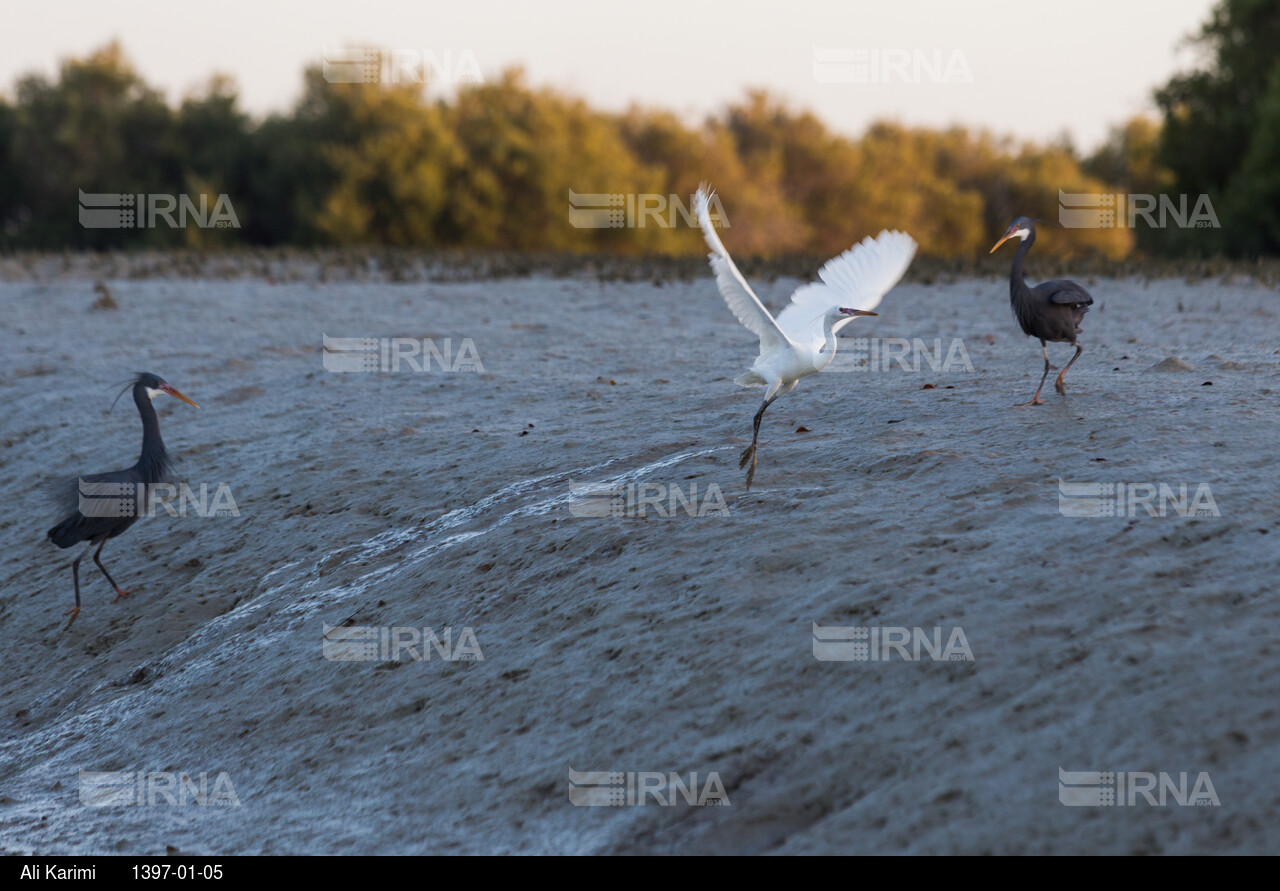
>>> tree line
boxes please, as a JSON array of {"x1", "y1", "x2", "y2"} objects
[{"x1": 0, "y1": 1, "x2": 1274, "y2": 258}]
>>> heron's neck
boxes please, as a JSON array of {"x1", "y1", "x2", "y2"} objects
[
  {"x1": 134, "y1": 385, "x2": 171, "y2": 483},
  {"x1": 1010, "y1": 230, "x2": 1035, "y2": 304}
]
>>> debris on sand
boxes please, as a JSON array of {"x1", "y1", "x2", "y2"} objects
[
  {"x1": 90, "y1": 280, "x2": 118, "y2": 311},
  {"x1": 1152, "y1": 356, "x2": 1194, "y2": 371}
]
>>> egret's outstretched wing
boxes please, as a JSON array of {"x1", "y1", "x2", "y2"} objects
[
  {"x1": 695, "y1": 185, "x2": 788, "y2": 352},
  {"x1": 775, "y1": 230, "x2": 917, "y2": 350}
]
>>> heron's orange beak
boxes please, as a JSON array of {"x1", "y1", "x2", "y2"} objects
[
  {"x1": 839, "y1": 308, "x2": 879, "y2": 317},
  {"x1": 160, "y1": 383, "x2": 199, "y2": 408},
  {"x1": 989, "y1": 230, "x2": 1016, "y2": 253}
]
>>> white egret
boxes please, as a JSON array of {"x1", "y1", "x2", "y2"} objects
[{"x1": 695, "y1": 185, "x2": 917, "y2": 489}]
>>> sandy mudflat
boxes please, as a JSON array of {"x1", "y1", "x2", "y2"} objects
[{"x1": 0, "y1": 268, "x2": 1277, "y2": 854}]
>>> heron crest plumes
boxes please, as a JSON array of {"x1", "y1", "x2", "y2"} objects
[{"x1": 108, "y1": 375, "x2": 139, "y2": 413}]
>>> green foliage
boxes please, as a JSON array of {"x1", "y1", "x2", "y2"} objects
[
  {"x1": 1221, "y1": 65, "x2": 1280, "y2": 254},
  {"x1": 1155, "y1": 0, "x2": 1280, "y2": 255}
]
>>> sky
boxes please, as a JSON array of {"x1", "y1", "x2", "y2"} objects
[{"x1": 1, "y1": 0, "x2": 1217, "y2": 152}]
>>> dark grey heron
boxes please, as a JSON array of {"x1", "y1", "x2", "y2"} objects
[
  {"x1": 46, "y1": 373, "x2": 198, "y2": 627},
  {"x1": 990, "y1": 217, "x2": 1094, "y2": 405}
]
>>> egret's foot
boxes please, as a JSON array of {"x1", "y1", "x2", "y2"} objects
[
  {"x1": 1054, "y1": 377, "x2": 1068, "y2": 395},
  {"x1": 111, "y1": 587, "x2": 132, "y2": 603},
  {"x1": 744, "y1": 453, "x2": 758, "y2": 491},
  {"x1": 64, "y1": 606, "x2": 80, "y2": 629},
  {"x1": 739, "y1": 444, "x2": 756, "y2": 470},
  {"x1": 1015, "y1": 396, "x2": 1045, "y2": 406}
]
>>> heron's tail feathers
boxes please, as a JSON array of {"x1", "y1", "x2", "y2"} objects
[
  {"x1": 734, "y1": 371, "x2": 766, "y2": 387},
  {"x1": 47, "y1": 514, "x2": 87, "y2": 549}
]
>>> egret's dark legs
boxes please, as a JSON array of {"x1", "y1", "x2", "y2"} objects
[
  {"x1": 740, "y1": 390, "x2": 782, "y2": 491},
  {"x1": 1016, "y1": 339, "x2": 1051, "y2": 406},
  {"x1": 92, "y1": 541, "x2": 132, "y2": 602},
  {"x1": 1055, "y1": 343, "x2": 1083, "y2": 395}
]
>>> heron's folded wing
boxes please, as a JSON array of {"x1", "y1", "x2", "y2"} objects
[
  {"x1": 775, "y1": 229, "x2": 918, "y2": 349},
  {"x1": 695, "y1": 185, "x2": 788, "y2": 351},
  {"x1": 1041, "y1": 280, "x2": 1094, "y2": 305}
]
